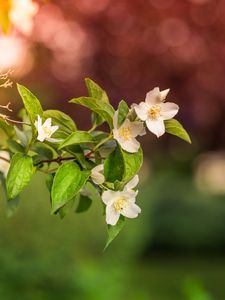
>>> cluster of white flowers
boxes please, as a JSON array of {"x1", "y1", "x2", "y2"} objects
[
  {"x1": 114, "y1": 87, "x2": 179, "y2": 153},
  {"x1": 31, "y1": 87, "x2": 178, "y2": 226}
]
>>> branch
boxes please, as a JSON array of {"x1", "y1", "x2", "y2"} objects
[
  {"x1": 35, "y1": 156, "x2": 76, "y2": 166},
  {"x1": 0, "y1": 113, "x2": 31, "y2": 126}
]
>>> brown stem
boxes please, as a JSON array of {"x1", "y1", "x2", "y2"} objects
[
  {"x1": 0, "y1": 156, "x2": 10, "y2": 163},
  {"x1": 35, "y1": 156, "x2": 76, "y2": 166},
  {"x1": 6, "y1": 118, "x2": 31, "y2": 126}
]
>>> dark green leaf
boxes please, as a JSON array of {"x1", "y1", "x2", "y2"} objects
[
  {"x1": 7, "y1": 139, "x2": 25, "y2": 153},
  {"x1": 59, "y1": 131, "x2": 95, "y2": 149},
  {"x1": 104, "y1": 144, "x2": 143, "y2": 183},
  {"x1": 117, "y1": 100, "x2": 129, "y2": 127},
  {"x1": 0, "y1": 119, "x2": 15, "y2": 138},
  {"x1": 76, "y1": 194, "x2": 92, "y2": 213},
  {"x1": 165, "y1": 118, "x2": 191, "y2": 144},
  {"x1": 6, "y1": 153, "x2": 34, "y2": 199},
  {"x1": 104, "y1": 216, "x2": 126, "y2": 250},
  {"x1": 51, "y1": 161, "x2": 90, "y2": 213},
  {"x1": 122, "y1": 147, "x2": 143, "y2": 182},
  {"x1": 43, "y1": 110, "x2": 77, "y2": 134},
  {"x1": 6, "y1": 196, "x2": 20, "y2": 218},
  {"x1": 70, "y1": 97, "x2": 115, "y2": 129},
  {"x1": 104, "y1": 145, "x2": 124, "y2": 182}
]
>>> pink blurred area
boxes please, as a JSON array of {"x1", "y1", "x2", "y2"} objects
[{"x1": 0, "y1": 0, "x2": 225, "y2": 149}]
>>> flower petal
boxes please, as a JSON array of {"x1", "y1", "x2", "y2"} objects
[
  {"x1": 91, "y1": 172, "x2": 105, "y2": 185},
  {"x1": 46, "y1": 138, "x2": 62, "y2": 143},
  {"x1": 134, "y1": 102, "x2": 148, "y2": 121},
  {"x1": 43, "y1": 118, "x2": 52, "y2": 128},
  {"x1": 120, "y1": 138, "x2": 140, "y2": 153},
  {"x1": 160, "y1": 89, "x2": 170, "y2": 102},
  {"x1": 122, "y1": 202, "x2": 141, "y2": 219},
  {"x1": 160, "y1": 102, "x2": 179, "y2": 120},
  {"x1": 51, "y1": 125, "x2": 59, "y2": 134},
  {"x1": 146, "y1": 119, "x2": 165, "y2": 137},
  {"x1": 130, "y1": 121, "x2": 146, "y2": 137},
  {"x1": 145, "y1": 87, "x2": 160, "y2": 105},
  {"x1": 102, "y1": 190, "x2": 118, "y2": 205},
  {"x1": 92, "y1": 164, "x2": 104, "y2": 173},
  {"x1": 124, "y1": 175, "x2": 139, "y2": 191},
  {"x1": 106, "y1": 204, "x2": 120, "y2": 225}
]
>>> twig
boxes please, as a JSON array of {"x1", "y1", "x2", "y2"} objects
[
  {"x1": 35, "y1": 156, "x2": 76, "y2": 166},
  {"x1": 0, "y1": 156, "x2": 10, "y2": 163}
]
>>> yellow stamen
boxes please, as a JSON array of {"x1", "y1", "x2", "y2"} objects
[
  {"x1": 119, "y1": 127, "x2": 131, "y2": 141},
  {"x1": 43, "y1": 127, "x2": 52, "y2": 137},
  {"x1": 114, "y1": 196, "x2": 127, "y2": 212},
  {"x1": 148, "y1": 105, "x2": 161, "y2": 120}
]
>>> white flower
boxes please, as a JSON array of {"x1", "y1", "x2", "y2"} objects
[
  {"x1": 35, "y1": 115, "x2": 60, "y2": 143},
  {"x1": 102, "y1": 175, "x2": 141, "y2": 226},
  {"x1": 0, "y1": 151, "x2": 10, "y2": 178},
  {"x1": 112, "y1": 111, "x2": 145, "y2": 153},
  {"x1": 10, "y1": 0, "x2": 39, "y2": 35},
  {"x1": 91, "y1": 164, "x2": 105, "y2": 185},
  {"x1": 133, "y1": 87, "x2": 179, "y2": 137}
]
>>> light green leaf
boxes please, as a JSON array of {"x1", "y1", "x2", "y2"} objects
[
  {"x1": 70, "y1": 97, "x2": 115, "y2": 129},
  {"x1": 104, "y1": 144, "x2": 143, "y2": 183},
  {"x1": 6, "y1": 153, "x2": 34, "y2": 199},
  {"x1": 104, "y1": 216, "x2": 126, "y2": 250},
  {"x1": 43, "y1": 110, "x2": 77, "y2": 134},
  {"x1": 85, "y1": 78, "x2": 109, "y2": 103},
  {"x1": 59, "y1": 131, "x2": 95, "y2": 149},
  {"x1": 51, "y1": 161, "x2": 90, "y2": 213},
  {"x1": 76, "y1": 194, "x2": 92, "y2": 213},
  {"x1": 117, "y1": 100, "x2": 129, "y2": 127},
  {"x1": 85, "y1": 78, "x2": 110, "y2": 127},
  {"x1": 17, "y1": 84, "x2": 43, "y2": 130},
  {"x1": 165, "y1": 118, "x2": 191, "y2": 144}
]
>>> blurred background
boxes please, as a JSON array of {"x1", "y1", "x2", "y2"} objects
[{"x1": 1, "y1": 0, "x2": 225, "y2": 299}]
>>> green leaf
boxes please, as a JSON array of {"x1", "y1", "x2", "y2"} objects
[
  {"x1": 59, "y1": 131, "x2": 95, "y2": 149},
  {"x1": 122, "y1": 147, "x2": 143, "y2": 182},
  {"x1": 85, "y1": 78, "x2": 109, "y2": 103},
  {"x1": 104, "y1": 144, "x2": 143, "y2": 183},
  {"x1": 43, "y1": 110, "x2": 77, "y2": 134},
  {"x1": 14, "y1": 126, "x2": 30, "y2": 147},
  {"x1": 7, "y1": 139, "x2": 25, "y2": 153},
  {"x1": 70, "y1": 97, "x2": 115, "y2": 129},
  {"x1": 6, "y1": 153, "x2": 34, "y2": 199},
  {"x1": 32, "y1": 142, "x2": 54, "y2": 162},
  {"x1": 165, "y1": 118, "x2": 191, "y2": 144},
  {"x1": 76, "y1": 194, "x2": 92, "y2": 213},
  {"x1": 117, "y1": 100, "x2": 129, "y2": 127},
  {"x1": 104, "y1": 145, "x2": 124, "y2": 182},
  {"x1": 0, "y1": 119, "x2": 15, "y2": 138},
  {"x1": 51, "y1": 161, "x2": 90, "y2": 213},
  {"x1": 6, "y1": 196, "x2": 20, "y2": 218},
  {"x1": 104, "y1": 216, "x2": 126, "y2": 250},
  {"x1": 17, "y1": 84, "x2": 43, "y2": 130}
]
